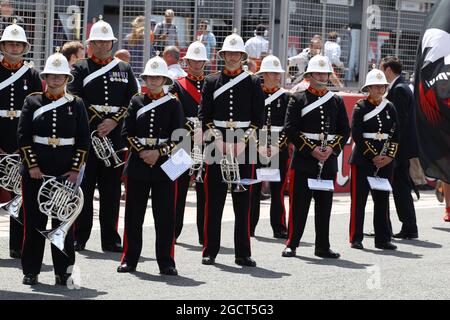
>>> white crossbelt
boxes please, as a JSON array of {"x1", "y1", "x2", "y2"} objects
[
  {"x1": 301, "y1": 91, "x2": 335, "y2": 117},
  {"x1": 83, "y1": 58, "x2": 121, "y2": 87},
  {"x1": 302, "y1": 132, "x2": 336, "y2": 141},
  {"x1": 0, "y1": 64, "x2": 30, "y2": 92},
  {"x1": 362, "y1": 133, "x2": 389, "y2": 140},
  {"x1": 265, "y1": 89, "x2": 286, "y2": 106},
  {"x1": 363, "y1": 100, "x2": 388, "y2": 122},
  {"x1": 213, "y1": 71, "x2": 250, "y2": 100},
  {"x1": 136, "y1": 95, "x2": 173, "y2": 119},
  {"x1": 263, "y1": 125, "x2": 284, "y2": 132},
  {"x1": 213, "y1": 120, "x2": 251, "y2": 128},
  {"x1": 0, "y1": 110, "x2": 21, "y2": 118},
  {"x1": 137, "y1": 137, "x2": 169, "y2": 145},
  {"x1": 33, "y1": 135, "x2": 75, "y2": 147},
  {"x1": 33, "y1": 96, "x2": 70, "y2": 121},
  {"x1": 91, "y1": 105, "x2": 121, "y2": 113}
]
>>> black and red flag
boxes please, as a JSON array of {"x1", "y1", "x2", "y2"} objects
[{"x1": 414, "y1": 0, "x2": 450, "y2": 183}]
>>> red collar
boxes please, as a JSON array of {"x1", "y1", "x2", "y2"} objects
[
  {"x1": 223, "y1": 67, "x2": 242, "y2": 76},
  {"x1": 1, "y1": 59, "x2": 24, "y2": 71},
  {"x1": 307, "y1": 86, "x2": 328, "y2": 97},
  {"x1": 367, "y1": 96, "x2": 383, "y2": 106},
  {"x1": 147, "y1": 91, "x2": 165, "y2": 100},
  {"x1": 45, "y1": 91, "x2": 65, "y2": 101},
  {"x1": 91, "y1": 55, "x2": 113, "y2": 65},
  {"x1": 187, "y1": 73, "x2": 205, "y2": 81},
  {"x1": 262, "y1": 86, "x2": 280, "y2": 94}
]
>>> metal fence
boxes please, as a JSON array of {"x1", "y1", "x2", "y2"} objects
[{"x1": 0, "y1": 0, "x2": 88, "y2": 70}]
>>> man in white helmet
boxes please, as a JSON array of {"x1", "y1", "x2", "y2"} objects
[
  {"x1": 283, "y1": 55, "x2": 350, "y2": 259},
  {"x1": 0, "y1": 20, "x2": 42, "y2": 259},
  {"x1": 17, "y1": 50, "x2": 89, "y2": 285},
  {"x1": 170, "y1": 41, "x2": 208, "y2": 244},
  {"x1": 198, "y1": 33, "x2": 264, "y2": 267},
  {"x1": 68, "y1": 17, "x2": 138, "y2": 253}
]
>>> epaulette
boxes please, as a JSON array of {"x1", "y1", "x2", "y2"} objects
[
  {"x1": 64, "y1": 93, "x2": 75, "y2": 102},
  {"x1": 24, "y1": 61, "x2": 34, "y2": 69},
  {"x1": 168, "y1": 92, "x2": 178, "y2": 100},
  {"x1": 132, "y1": 92, "x2": 144, "y2": 98},
  {"x1": 26, "y1": 92, "x2": 43, "y2": 98}
]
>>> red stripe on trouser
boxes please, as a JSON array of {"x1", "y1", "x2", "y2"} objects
[
  {"x1": 247, "y1": 164, "x2": 255, "y2": 239},
  {"x1": 279, "y1": 157, "x2": 290, "y2": 227},
  {"x1": 286, "y1": 169, "x2": 296, "y2": 246},
  {"x1": 21, "y1": 177, "x2": 27, "y2": 251},
  {"x1": 202, "y1": 164, "x2": 209, "y2": 255},
  {"x1": 349, "y1": 165, "x2": 358, "y2": 243},
  {"x1": 120, "y1": 177, "x2": 129, "y2": 264},
  {"x1": 171, "y1": 181, "x2": 177, "y2": 259}
]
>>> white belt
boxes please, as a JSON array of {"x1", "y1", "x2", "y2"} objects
[
  {"x1": 363, "y1": 133, "x2": 389, "y2": 141},
  {"x1": 263, "y1": 125, "x2": 283, "y2": 132},
  {"x1": 213, "y1": 120, "x2": 251, "y2": 128},
  {"x1": 137, "y1": 138, "x2": 169, "y2": 146},
  {"x1": 33, "y1": 136, "x2": 75, "y2": 147},
  {"x1": 0, "y1": 110, "x2": 21, "y2": 118},
  {"x1": 302, "y1": 132, "x2": 336, "y2": 141},
  {"x1": 92, "y1": 105, "x2": 121, "y2": 113}
]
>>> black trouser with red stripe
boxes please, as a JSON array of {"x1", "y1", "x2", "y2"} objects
[
  {"x1": 7, "y1": 190, "x2": 24, "y2": 252},
  {"x1": 250, "y1": 150, "x2": 289, "y2": 235},
  {"x1": 286, "y1": 169, "x2": 334, "y2": 250},
  {"x1": 174, "y1": 171, "x2": 205, "y2": 243},
  {"x1": 349, "y1": 164, "x2": 393, "y2": 245},
  {"x1": 121, "y1": 176, "x2": 176, "y2": 270},
  {"x1": 202, "y1": 163, "x2": 252, "y2": 259},
  {"x1": 21, "y1": 176, "x2": 75, "y2": 276},
  {"x1": 74, "y1": 151, "x2": 122, "y2": 248}
]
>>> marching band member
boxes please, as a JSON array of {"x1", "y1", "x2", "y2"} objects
[
  {"x1": 283, "y1": 55, "x2": 350, "y2": 259},
  {"x1": 68, "y1": 17, "x2": 138, "y2": 252},
  {"x1": 0, "y1": 21, "x2": 42, "y2": 259},
  {"x1": 250, "y1": 55, "x2": 289, "y2": 239},
  {"x1": 17, "y1": 51, "x2": 89, "y2": 285},
  {"x1": 349, "y1": 69, "x2": 399, "y2": 251},
  {"x1": 117, "y1": 56, "x2": 184, "y2": 276},
  {"x1": 199, "y1": 33, "x2": 264, "y2": 267},
  {"x1": 171, "y1": 41, "x2": 207, "y2": 244}
]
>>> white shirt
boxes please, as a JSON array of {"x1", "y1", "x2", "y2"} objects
[
  {"x1": 324, "y1": 41, "x2": 343, "y2": 67},
  {"x1": 168, "y1": 63, "x2": 187, "y2": 79},
  {"x1": 244, "y1": 36, "x2": 269, "y2": 59}
]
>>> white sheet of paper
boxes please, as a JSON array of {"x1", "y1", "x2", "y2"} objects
[
  {"x1": 307, "y1": 178, "x2": 335, "y2": 191},
  {"x1": 228, "y1": 179, "x2": 260, "y2": 185},
  {"x1": 161, "y1": 148, "x2": 194, "y2": 181},
  {"x1": 256, "y1": 168, "x2": 281, "y2": 182},
  {"x1": 367, "y1": 177, "x2": 392, "y2": 192}
]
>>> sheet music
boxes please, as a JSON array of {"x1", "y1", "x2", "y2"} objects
[
  {"x1": 307, "y1": 178, "x2": 335, "y2": 191},
  {"x1": 256, "y1": 168, "x2": 281, "y2": 182},
  {"x1": 367, "y1": 177, "x2": 392, "y2": 192},
  {"x1": 229, "y1": 179, "x2": 260, "y2": 185},
  {"x1": 161, "y1": 149, "x2": 194, "y2": 181}
]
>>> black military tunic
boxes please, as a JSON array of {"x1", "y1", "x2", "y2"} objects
[
  {"x1": 250, "y1": 86, "x2": 290, "y2": 237},
  {"x1": 17, "y1": 92, "x2": 89, "y2": 276},
  {"x1": 284, "y1": 86, "x2": 350, "y2": 251},
  {"x1": 67, "y1": 56, "x2": 138, "y2": 249},
  {"x1": 0, "y1": 59, "x2": 42, "y2": 254},
  {"x1": 171, "y1": 74, "x2": 206, "y2": 243},
  {"x1": 349, "y1": 98, "x2": 399, "y2": 245},
  {"x1": 198, "y1": 67, "x2": 264, "y2": 260},
  {"x1": 120, "y1": 91, "x2": 184, "y2": 272}
]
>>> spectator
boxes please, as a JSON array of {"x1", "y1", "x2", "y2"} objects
[
  {"x1": 198, "y1": 19, "x2": 216, "y2": 72},
  {"x1": 246, "y1": 59, "x2": 257, "y2": 74},
  {"x1": 244, "y1": 24, "x2": 269, "y2": 71},
  {"x1": 61, "y1": 41, "x2": 85, "y2": 67},
  {"x1": 124, "y1": 15, "x2": 145, "y2": 72},
  {"x1": 153, "y1": 9, "x2": 179, "y2": 52},
  {"x1": 163, "y1": 45, "x2": 187, "y2": 79},
  {"x1": 0, "y1": 0, "x2": 23, "y2": 34},
  {"x1": 324, "y1": 31, "x2": 344, "y2": 80},
  {"x1": 288, "y1": 37, "x2": 322, "y2": 83}
]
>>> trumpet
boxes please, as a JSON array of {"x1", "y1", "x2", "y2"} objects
[
  {"x1": 91, "y1": 130, "x2": 126, "y2": 168},
  {"x1": 0, "y1": 154, "x2": 23, "y2": 223},
  {"x1": 220, "y1": 142, "x2": 247, "y2": 193},
  {"x1": 37, "y1": 175, "x2": 84, "y2": 253},
  {"x1": 189, "y1": 119, "x2": 205, "y2": 183}
]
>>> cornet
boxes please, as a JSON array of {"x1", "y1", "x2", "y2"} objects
[
  {"x1": 91, "y1": 130, "x2": 126, "y2": 168},
  {"x1": 220, "y1": 143, "x2": 247, "y2": 193},
  {"x1": 0, "y1": 154, "x2": 23, "y2": 223},
  {"x1": 37, "y1": 175, "x2": 84, "y2": 253},
  {"x1": 317, "y1": 117, "x2": 330, "y2": 180}
]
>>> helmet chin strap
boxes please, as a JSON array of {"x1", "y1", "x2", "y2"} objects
[
  {"x1": 310, "y1": 74, "x2": 329, "y2": 87},
  {"x1": 1, "y1": 51, "x2": 24, "y2": 61}
]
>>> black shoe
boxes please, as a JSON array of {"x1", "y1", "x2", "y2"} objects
[
  {"x1": 117, "y1": 263, "x2": 136, "y2": 273},
  {"x1": 160, "y1": 267, "x2": 178, "y2": 276},
  {"x1": 282, "y1": 246, "x2": 296, "y2": 257},
  {"x1": 351, "y1": 242, "x2": 364, "y2": 250},
  {"x1": 74, "y1": 242, "x2": 85, "y2": 252},
  {"x1": 375, "y1": 242, "x2": 397, "y2": 250},
  {"x1": 9, "y1": 249, "x2": 21, "y2": 259},
  {"x1": 393, "y1": 231, "x2": 418, "y2": 239},
  {"x1": 23, "y1": 274, "x2": 38, "y2": 285},
  {"x1": 315, "y1": 248, "x2": 340, "y2": 259},
  {"x1": 201, "y1": 256, "x2": 215, "y2": 265},
  {"x1": 235, "y1": 257, "x2": 257, "y2": 267},
  {"x1": 273, "y1": 231, "x2": 288, "y2": 239},
  {"x1": 55, "y1": 273, "x2": 71, "y2": 286},
  {"x1": 102, "y1": 243, "x2": 123, "y2": 253}
]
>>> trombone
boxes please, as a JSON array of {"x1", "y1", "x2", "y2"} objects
[{"x1": 91, "y1": 130, "x2": 126, "y2": 168}]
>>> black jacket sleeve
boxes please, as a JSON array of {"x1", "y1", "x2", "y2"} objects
[{"x1": 17, "y1": 96, "x2": 38, "y2": 169}]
